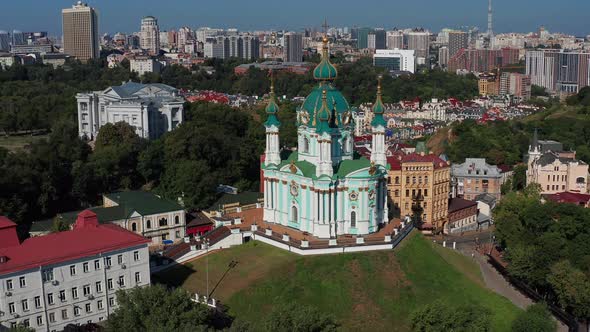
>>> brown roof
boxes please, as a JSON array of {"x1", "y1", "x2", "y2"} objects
[
  {"x1": 448, "y1": 198, "x2": 478, "y2": 213},
  {"x1": 186, "y1": 212, "x2": 213, "y2": 228}
]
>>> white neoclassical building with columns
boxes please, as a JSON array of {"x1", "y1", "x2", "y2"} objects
[{"x1": 76, "y1": 81, "x2": 184, "y2": 140}]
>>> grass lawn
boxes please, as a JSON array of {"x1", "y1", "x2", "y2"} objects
[
  {"x1": 156, "y1": 232, "x2": 519, "y2": 331},
  {"x1": 0, "y1": 135, "x2": 48, "y2": 152}
]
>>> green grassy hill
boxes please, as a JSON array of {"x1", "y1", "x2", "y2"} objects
[{"x1": 156, "y1": 233, "x2": 519, "y2": 331}]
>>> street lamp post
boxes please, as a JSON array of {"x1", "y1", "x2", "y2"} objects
[{"x1": 204, "y1": 239, "x2": 210, "y2": 298}]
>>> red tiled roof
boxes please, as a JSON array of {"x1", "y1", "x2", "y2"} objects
[
  {"x1": 448, "y1": 198, "x2": 478, "y2": 213},
  {"x1": 0, "y1": 212, "x2": 150, "y2": 276},
  {"x1": 544, "y1": 192, "x2": 590, "y2": 205},
  {"x1": 0, "y1": 216, "x2": 16, "y2": 229},
  {"x1": 387, "y1": 156, "x2": 402, "y2": 170},
  {"x1": 401, "y1": 153, "x2": 449, "y2": 169}
]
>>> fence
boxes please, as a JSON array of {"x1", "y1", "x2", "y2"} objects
[{"x1": 486, "y1": 254, "x2": 579, "y2": 332}]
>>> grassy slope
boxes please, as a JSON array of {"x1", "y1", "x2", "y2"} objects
[
  {"x1": 156, "y1": 233, "x2": 519, "y2": 331},
  {"x1": 0, "y1": 135, "x2": 48, "y2": 152}
]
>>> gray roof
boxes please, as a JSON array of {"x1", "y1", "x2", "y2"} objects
[
  {"x1": 475, "y1": 193, "x2": 497, "y2": 207},
  {"x1": 452, "y1": 158, "x2": 502, "y2": 178},
  {"x1": 109, "y1": 81, "x2": 177, "y2": 99},
  {"x1": 536, "y1": 152, "x2": 583, "y2": 166}
]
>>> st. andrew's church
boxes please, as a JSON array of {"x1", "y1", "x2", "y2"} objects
[{"x1": 261, "y1": 36, "x2": 390, "y2": 239}]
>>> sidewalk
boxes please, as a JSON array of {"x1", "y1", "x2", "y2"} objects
[{"x1": 460, "y1": 248, "x2": 568, "y2": 332}]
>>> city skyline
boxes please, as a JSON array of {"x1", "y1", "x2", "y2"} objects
[{"x1": 1, "y1": 0, "x2": 589, "y2": 37}]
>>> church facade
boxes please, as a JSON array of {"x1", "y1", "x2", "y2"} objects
[{"x1": 261, "y1": 37, "x2": 390, "y2": 239}]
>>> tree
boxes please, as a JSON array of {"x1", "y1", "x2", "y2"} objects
[
  {"x1": 511, "y1": 164, "x2": 527, "y2": 191},
  {"x1": 547, "y1": 260, "x2": 590, "y2": 322},
  {"x1": 411, "y1": 301, "x2": 491, "y2": 332},
  {"x1": 106, "y1": 285, "x2": 214, "y2": 332},
  {"x1": 51, "y1": 216, "x2": 70, "y2": 233},
  {"x1": 263, "y1": 303, "x2": 338, "y2": 332},
  {"x1": 511, "y1": 303, "x2": 557, "y2": 332}
]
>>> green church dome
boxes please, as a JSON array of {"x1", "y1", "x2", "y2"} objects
[
  {"x1": 313, "y1": 37, "x2": 338, "y2": 81},
  {"x1": 301, "y1": 83, "x2": 349, "y2": 127},
  {"x1": 264, "y1": 78, "x2": 281, "y2": 127}
]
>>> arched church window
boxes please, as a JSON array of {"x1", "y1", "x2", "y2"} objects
[
  {"x1": 577, "y1": 177, "x2": 586, "y2": 184},
  {"x1": 303, "y1": 137, "x2": 310, "y2": 153},
  {"x1": 146, "y1": 220, "x2": 151, "y2": 229},
  {"x1": 132, "y1": 223, "x2": 137, "y2": 232},
  {"x1": 291, "y1": 206, "x2": 298, "y2": 223},
  {"x1": 351, "y1": 211, "x2": 357, "y2": 228}
]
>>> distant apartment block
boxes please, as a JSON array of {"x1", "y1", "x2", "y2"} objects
[
  {"x1": 76, "y1": 82, "x2": 184, "y2": 140},
  {"x1": 526, "y1": 49, "x2": 590, "y2": 94},
  {"x1": 130, "y1": 57, "x2": 161, "y2": 76},
  {"x1": 448, "y1": 48, "x2": 519, "y2": 73},
  {"x1": 284, "y1": 32, "x2": 303, "y2": 63},
  {"x1": 500, "y1": 72, "x2": 531, "y2": 101},
  {"x1": 140, "y1": 16, "x2": 160, "y2": 55},
  {"x1": 373, "y1": 49, "x2": 416, "y2": 73},
  {"x1": 62, "y1": 2, "x2": 100, "y2": 61}
]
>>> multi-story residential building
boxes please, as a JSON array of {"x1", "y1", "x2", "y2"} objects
[
  {"x1": 0, "y1": 31, "x2": 9, "y2": 52},
  {"x1": 499, "y1": 72, "x2": 532, "y2": 101},
  {"x1": 388, "y1": 151, "x2": 451, "y2": 230},
  {"x1": 0, "y1": 211, "x2": 150, "y2": 331},
  {"x1": 478, "y1": 72, "x2": 499, "y2": 96},
  {"x1": 406, "y1": 30, "x2": 430, "y2": 64},
  {"x1": 284, "y1": 32, "x2": 303, "y2": 63},
  {"x1": 452, "y1": 158, "x2": 503, "y2": 201},
  {"x1": 62, "y1": 2, "x2": 99, "y2": 61},
  {"x1": 448, "y1": 48, "x2": 520, "y2": 73},
  {"x1": 242, "y1": 34, "x2": 260, "y2": 60},
  {"x1": 373, "y1": 29, "x2": 387, "y2": 50},
  {"x1": 438, "y1": 46, "x2": 449, "y2": 68},
  {"x1": 356, "y1": 27, "x2": 372, "y2": 49},
  {"x1": 76, "y1": 81, "x2": 184, "y2": 140},
  {"x1": 203, "y1": 34, "x2": 260, "y2": 60},
  {"x1": 526, "y1": 49, "x2": 590, "y2": 94},
  {"x1": 373, "y1": 49, "x2": 416, "y2": 73},
  {"x1": 130, "y1": 57, "x2": 161, "y2": 77},
  {"x1": 527, "y1": 130, "x2": 589, "y2": 194},
  {"x1": 386, "y1": 30, "x2": 404, "y2": 50},
  {"x1": 30, "y1": 191, "x2": 186, "y2": 245},
  {"x1": 448, "y1": 30, "x2": 468, "y2": 58},
  {"x1": 140, "y1": 16, "x2": 160, "y2": 55}
]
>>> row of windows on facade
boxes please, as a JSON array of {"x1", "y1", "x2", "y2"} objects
[
  {"x1": 7, "y1": 273, "x2": 141, "y2": 315},
  {"x1": 5, "y1": 251, "x2": 140, "y2": 291},
  {"x1": 131, "y1": 216, "x2": 181, "y2": 232},
  {"x1": 289, "y1": 207, "x2": 360, "y2": 228},
  {"x1": 8, "y1": 298, "x2": 113, "y2": 330},
  {"x1": 389, "y1": 175, "x2": 433, "y2": 185}
]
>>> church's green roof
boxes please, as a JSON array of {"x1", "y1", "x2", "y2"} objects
[
  {"x1": 264, "y1": 77, "x2": 281, "y2": 127},
  {"x1": 301, "y1": 83, "x2": 350, "y2": 128},
  {"x1": 313, "y1": 37, "x2": 338, "y2": 81},
  {"x1": 371, "y1": 77, "x2": 387, "y2": 128},
  {"x1": 335, "y1": 157, "x2": 372, "y2": 177}
]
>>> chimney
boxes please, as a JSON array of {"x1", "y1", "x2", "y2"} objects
[
  {"x1": 74, "y1": 210, "x2": 99, "y2": 229},
  {"x1": 0, "y1": 216, "x2": 20, "y2": 249}
]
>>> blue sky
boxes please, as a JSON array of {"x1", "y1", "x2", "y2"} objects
[{"x1": 2, "y1": 0, "x2": 589, "y2": 36}]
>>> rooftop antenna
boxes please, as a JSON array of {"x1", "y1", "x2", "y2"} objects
[
  {"x1": 487, "y1": 0, "x2": 494, "y2": 48},
  {"x1": 322, "y1": 18, "x2": 330, "y2": 37}
]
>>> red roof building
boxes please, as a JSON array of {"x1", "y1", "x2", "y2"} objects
[
  {"x1": 0, "y1": 211, "x2": 151, "y2": 330},
  {"x1": 543, "y1": 192, "x2": 590, "y2": 207}
]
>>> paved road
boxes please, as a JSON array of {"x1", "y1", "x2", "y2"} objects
[{"x1": 449, "y1": 241, "x2": 568, "y2": 332}]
